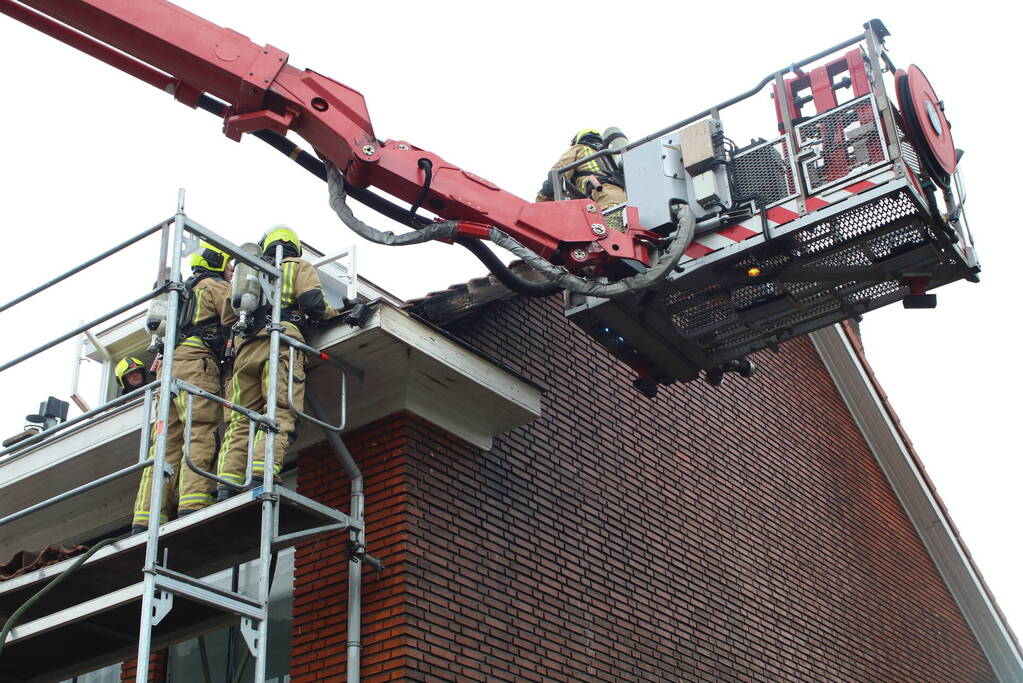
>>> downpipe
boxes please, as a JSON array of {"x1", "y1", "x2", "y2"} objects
[{"x1": 306, "y1": 391, "x2": 364, "y2": 683}]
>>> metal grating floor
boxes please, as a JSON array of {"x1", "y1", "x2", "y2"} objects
[
  {"x1": 566, "y1": 181, "x2": 977, "y2": 384},
  {"x1": 665, "y1": 190, "x2": 958, "y2": 363}
]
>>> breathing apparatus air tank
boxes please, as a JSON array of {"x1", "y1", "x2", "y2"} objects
[
  {"x1": 145, "y1": 292, "x2": 168, "y2": 353},
  {"x1": 603, "y1": 127, "x2": 629, "y2": 170},
  {"x1": 231, "y1": 242, "x2": 264, "y2": 334}
]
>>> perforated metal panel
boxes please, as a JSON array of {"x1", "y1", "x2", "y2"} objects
[
  {"x1": 796, "y1": 95, "x2": 888, "y2": 194},
  {"x1": 661, "y1": 189, "x2": 943, "y2": 362},
  {"x1": 566, "y1": 174, "x2": 977, "y2": 384},
  {"x1": 896, "y1": 120, "x2": 922, "y2": 175},
  {"x1": 790, "y1": 191, "x2": 918, "y2": 256},
  {"x1": 603, "y1": 204, "x2": 627, "y2": 233},
  {"x1": 732, "y1": 137, "x2": 798, "y2": 207}
]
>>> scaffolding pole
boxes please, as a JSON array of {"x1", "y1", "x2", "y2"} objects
[
  {"x1": 136, "y1": 190, "x2": 186, "y2": 682},
  {"x1": 0, "y1": 189, "x2": 366, "y2": 683}
]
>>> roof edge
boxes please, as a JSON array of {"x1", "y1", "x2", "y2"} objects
[{"x1": 810, "y1": 323, "x2": 1023, "y2": 681}]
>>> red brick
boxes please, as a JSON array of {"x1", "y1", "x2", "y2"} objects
[{"x1": 288, "y1": 295, "x2": 996, "y2": 682}]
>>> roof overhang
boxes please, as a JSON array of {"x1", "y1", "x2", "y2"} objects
[
  {"x1": 297, "y1": 301, "x2": 542, "y2": 452},
  {"x1": 0, "y1": 301, "x2": 541, "y2": 558}
]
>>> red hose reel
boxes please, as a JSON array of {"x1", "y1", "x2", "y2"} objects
[{"x1": 895, "y1": 64, "x2": 957, "y2": 188}]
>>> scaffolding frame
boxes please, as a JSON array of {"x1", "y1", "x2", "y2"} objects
[{"x1": 0, "y1": 191, "x2": 369, "y2": 683}]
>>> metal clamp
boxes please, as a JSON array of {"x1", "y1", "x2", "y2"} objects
[{"x1": 149, "y1": 587, "x2": 173, "y2": 626}]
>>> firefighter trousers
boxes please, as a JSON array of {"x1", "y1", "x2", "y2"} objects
[
  {"x1": 216, "y1": 330, "x2": 305, "y2": 487},
  {"x1": 132, "y1": 346, "x2": 222, "y2": 528},
  {"x1": 590, "y1": 183, "x2": 627, "y2": 211}
]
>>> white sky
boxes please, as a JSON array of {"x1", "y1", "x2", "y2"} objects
[{"x1": 1, "y1": 0, "x2": 1019, "y2": 647}]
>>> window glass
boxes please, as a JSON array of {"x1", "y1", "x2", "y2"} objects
[
  {"x1": 61, "y1": 662, "x2": 121, "y2": 683},
  {"x1": 166, "y1": 547, "x2": 295, "y2": 682}
]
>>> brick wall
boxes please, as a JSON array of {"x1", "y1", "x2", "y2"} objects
[
  {"x1": 291, "y1": 292, "x2": 996, "y2": 681},
  {"x1": 291, "y1": 414, "x2": 413, "y2": 682},
  {"x1": 120, "y1": 649, "x2": 166, "y2": 682},
  {"x1": 403, "y1": 294, "x2": 994, "y2": 681}
]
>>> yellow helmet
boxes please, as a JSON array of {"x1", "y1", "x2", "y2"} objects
[
  {"x1": 573, "y1": 128, "x2": 602, "y2": 145},
  {"x1": 114, "y1": 357, "x2": 147, "y2": 390},
  {"x1": 260, "y1": 225, "x2": 302, "y2": 257},
  {"x1": 189, "y1": 241, "x2": 229, "y2": 273}
]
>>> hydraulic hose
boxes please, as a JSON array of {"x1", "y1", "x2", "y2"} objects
[
  {"x1": 452, "y1": 237, "x2": 562, "y2": 297},
  {"x1": 0, "y1": 536, "x2": 122, "y2": 658},
  {"x1": 196, "y1": 95, "x2": 558, "y2": 296},
  {"x1": 327, "y1": 161, "x2": 693, "y2": 298},
  {"x1": 409, "y1": 158, "x2": 433, "y2": 218},
  {"x1": 485, "y1": 203, "x2": 693, "y2": 298},
  {"x1": 325, "y1": 163, "x2": 461, "y2": 246}
]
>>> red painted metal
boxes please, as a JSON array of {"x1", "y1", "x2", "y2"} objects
[
  {"x1": 765, "y1": 206, "x2": 799, "y2": 224},
  {"x1": 772, "y1": 49, "x2": 882, "y2": 185},
  {"x1": 773, "y1": 49, "x2": 873, "y2": 125},
  {"x1": 804, "y1": 196, "x2": 829, "y2": 212},
  {"x1": 5, "y1": 0, "x2": 656, "y2": 273},
  {"x1": 899, "y1": 65, "x2": 957, "y2": 175},
  {"x1": 904, "y1": 277, "x2": 929, "y2": 296},
  {"x1": 0, "y1": 0, "x2": 176, "y2": 93},
  {"x1": 223, "y1": 108, "x2": 295, "y2": 142},
  {"x1": 843, "y1": 179, "x2": 877, "y2": 194},
  {"x1": 453, "y1": 222, "x2": 495, "y2": 240}
]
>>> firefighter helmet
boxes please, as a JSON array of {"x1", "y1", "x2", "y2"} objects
[
  {"x1": 115, "y1": 356, "x2": 148, "y2": 390},
  {"x1": 189, "y1": 242, "x2": 229, "y2": 273},
  {"x1": 260, "y1": 225, "x2": 302, "y2": 257},
  {"x1": 572, "y1": 129, "x2": 602, "y2": 145}
]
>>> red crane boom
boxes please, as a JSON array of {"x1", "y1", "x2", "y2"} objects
[{"x1": 1, "y1": 0, "x2": 657, "y2": 272}]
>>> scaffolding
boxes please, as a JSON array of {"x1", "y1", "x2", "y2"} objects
[{"x1": 0, "y1": 191, "x2": 372, "y2": 683}]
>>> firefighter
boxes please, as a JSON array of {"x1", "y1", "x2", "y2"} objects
[
  {"x1": 535, "y1": 128, "x2": 627, "y2": 210},
  {"x1": 114, "y1": 357, "x2": 150, "y2": 395},
  {"x1": 215, "y1": 226, "x2": 332, "y2": 499},
  {"x1": 131, "y1": 242, "x2": 233, "y2": 533}
]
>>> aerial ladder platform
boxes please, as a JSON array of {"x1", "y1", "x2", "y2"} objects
[
  {"x1": 563, "y1": 20, "x2": 975, "y2": 391},
  {"x1": 0, "y1": 3, "x2": 978, "y2": 396}
]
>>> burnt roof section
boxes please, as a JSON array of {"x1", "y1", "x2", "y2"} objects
[
  {"x1": 1, "y1": 544, "x2": 88, "y2": 581},
  {"x1": 405, "y1": 261, "x2": 551, "y2": 326}
]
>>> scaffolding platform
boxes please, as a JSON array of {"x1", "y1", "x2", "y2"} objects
[{"x1": 0, "y1": 487, "x2": 353, "y2": 682}]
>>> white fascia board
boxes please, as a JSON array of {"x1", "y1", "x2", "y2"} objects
[
  {"x1": 810, "y1": 324, "x2": 1023, "y2": 681},
  {"x1": 0, "y1": 300, "x2": 540, "y2": 556},
  {"x1": 309, "y1": 302, "x2": 541, "y2": 449}
]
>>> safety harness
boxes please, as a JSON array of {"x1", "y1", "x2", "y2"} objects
[
  {"x1": 241, "y1": 258, "x2": 322, "y2": 338},
  {"x1": 571, "y1": 141, "x2": 625, "y2": 194},
  {"x1": 176, "y1": 272, "x2": 228, "y2": 357}
]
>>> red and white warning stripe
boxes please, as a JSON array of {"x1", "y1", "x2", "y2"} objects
[{"x1": 679, "y1": 168, "x2": 897, "y2": 264}]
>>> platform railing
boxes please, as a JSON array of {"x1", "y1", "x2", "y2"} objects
[
  {"x1": 548, "y1": 22, "x2": 905, "y2": 220},
  {"x1": 0, "y1": 190, "x2": 291, "y2": 683}
]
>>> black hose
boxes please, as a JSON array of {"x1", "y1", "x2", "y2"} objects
[
  {"x1": 453, "y1": 237, "x2": 562, "y2": 296},
  {"x1": 195, "y1": 95, "x2": 560, "y2": 297},
  {"x1": 733, "y1": 192, "x2": 772, "y2": 242},
  {"x1": 0, "y1": 536, "x2": 122, "y2": 658},
  {"x1": 409, "y1": 158, "x2": 433, "y2": 218}
]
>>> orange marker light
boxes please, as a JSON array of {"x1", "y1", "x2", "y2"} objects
[{"x1": 747, "y1": 266, "x2": 762, "y2": 278}]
